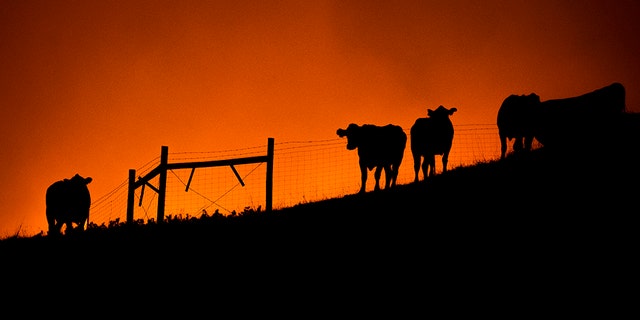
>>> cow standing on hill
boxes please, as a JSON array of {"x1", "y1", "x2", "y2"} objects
[
  {"x1": 410, "y1": 105, "x2": 457, "y2": 182},
  {"x1": 46, "y1": 174, "x2": 92, "y2": 236},
  {"x1": 536, "y1": 82, "x2": 626, "y2": 150},
  {"x1": 497, "y1": 82, "x2": 626, "y2": 158},
  {"x1": 497, "y1": 93, "x2": 541, "y2": 159},
  {"x1": 337, "y1": 123, "x2": 407, "y2": 194}
]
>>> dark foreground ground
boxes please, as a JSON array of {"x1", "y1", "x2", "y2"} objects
[{"x1": 2, "y1": 117, "x2": 638, "y2": 315}]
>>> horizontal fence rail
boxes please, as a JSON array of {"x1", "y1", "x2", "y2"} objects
[{"x1": 89, "y1": 124, "x2": 533, "y2": 227}]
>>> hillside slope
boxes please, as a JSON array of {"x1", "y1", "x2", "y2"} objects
[
  {"x1": 3, "y1": 112, "x2": 638, "y2": 308},
  {"x1": 3, "y1": 145, "x2": 636, "y2": 256},
  {"x1": 2, "y1": 141, "x2": 637, "y2": 314}
]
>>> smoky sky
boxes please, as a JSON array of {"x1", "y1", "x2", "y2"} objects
[{"x1": 1, "y1": 0, "x2": 638, "y2": 236}]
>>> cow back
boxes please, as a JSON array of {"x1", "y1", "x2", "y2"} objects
[
  {"x1": 537, "y1": 82, "x2": 626, "y2": 148},
  {"x1": 410, "y1": 116, "x2": 454, "y2": 156},
  {"x1": 356, "y1": 124, "x2": 406, "y2": 167}
]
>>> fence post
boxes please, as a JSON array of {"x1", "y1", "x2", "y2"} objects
[
  {"x1": 266, "y1": 137, "x2": 274, "y2": 212},
  {"x1": 157, "y1": 146, "x2": 168, "y2": 223},
  {"x1": 126, "y1": 169, "x2": 135, "y2": 223}
]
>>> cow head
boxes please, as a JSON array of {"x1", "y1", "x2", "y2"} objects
[
  {"x1": 427, "y1": 105, "x2": 458, "y2": 118},
  {"x1": 337, "y1": 123, "x2": 361, "y2": 150},
  {"x1": 67, "y1": 173, "x2": 92, "y2": 185}
]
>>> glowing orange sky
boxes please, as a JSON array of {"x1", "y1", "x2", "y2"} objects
[{"x1": 1, "y1": 0, "x2": 639, "y2": 237}]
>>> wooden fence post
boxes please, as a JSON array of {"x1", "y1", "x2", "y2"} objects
[
  {"x1": 266, "y1": 137, "x2": 274, "y2": 212},
  {"x1": 157, "y1": 146, "x2": 168, "y2": 223},
  {"x1": 126, "y1": 169, "x2": 135, "y2": 223}
]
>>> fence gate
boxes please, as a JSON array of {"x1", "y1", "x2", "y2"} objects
[{"x1": 126, "y1": 138, "x2": 274, "y2": 223}]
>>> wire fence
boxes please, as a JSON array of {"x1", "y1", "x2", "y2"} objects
[{"x1": 89, "y1": 124, "x2": 523, "y2": 226}]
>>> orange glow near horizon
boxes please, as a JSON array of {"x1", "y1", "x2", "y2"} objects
[{"x1": 1, "y1": 0, "x2": 639, "y2": 237}]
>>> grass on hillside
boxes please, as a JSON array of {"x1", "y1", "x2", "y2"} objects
[{"x1": 1, "y1": 143, "x2": 636, "y2": 248}]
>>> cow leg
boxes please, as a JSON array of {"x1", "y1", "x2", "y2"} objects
[
  {"x1": 427, "y1": 156, "x2": 436, "y2": 177},
  {"x1": 49, "y1": 223, "x2": 62, "y2": 236},
  {"x1": 421, "y1": 158, "x2": 429, "y2": 179},
  {"x1": 413, "y1": 154, "x2": 421, "y2": 183},
  {"x1": 442, "y1": 152, "x2": 449, "y2": 173},
  {"x1": 390, "y1": 164, "x2": 399, "y2": 187},
  {"x1": 500, "y1": 135, "x2": 508, "y2": 159},
  {"x1": 359, "y1": 164, "x2": 368, "y2": 194},
  {"x1": 513, "y1": 137, "x2": 524, "y2": 152},
  {"x1": 77, "y1": 219, "x2": 87, "y2": 231},
  {"x1": 524, "y1": 135, "x2": 534, "y2": 151},
  {"x1": 383, "y1": 165, "x2": 393, "y2": 189},
  {"x1": 374, "y1": 166, "x2": 383, "y2": 191},
  {"x1": 46, "y1": 208, "x2": 60, "y2": 235},
  {"x1": 51, "y1": 220, "x2": 64, "y2": 236},
  {"x1": 64, "y1": 222, "x2": 75, "y2": 235}
]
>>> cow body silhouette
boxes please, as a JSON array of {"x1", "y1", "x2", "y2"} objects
[
  {"x1": 337, "y1": 123, "x2": 407, "y2": 194},
  {"x1": 46, "y1": 174, "x2": 92, "y2": 235},
  {"x1": 536, "y1": 82, "x2": 626, "y2": 150},
  {"x1": 410, "y1": 106, "x2": 457, "y2": 182},
  {"x1": 497, "y1": 93, "x2": 541, "y2": 159},
  {"x1": 497, "y1": 82, "x2": 626, "y2": 158}
]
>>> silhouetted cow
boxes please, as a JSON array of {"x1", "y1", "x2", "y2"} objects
[
  {"x1": 497, "y1": 82, "x2": 626, "y2": 158},
  {"x1": 410, "y1": 105, "x2": 457, "y2": 182},
  {"x1": 46, "y1": 174, "x2": 92, "y2": 236},
  {"x1": 536, "y1": 82, "x2": 626, "y2": 150},
  {"x1": 337, "y1": 123, "x2": 407, "y2": 193},
  {"x1": 497, "y1": 93, "x2": 541, "y2": 159}
]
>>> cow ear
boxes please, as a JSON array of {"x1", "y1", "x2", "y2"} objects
[
  {"x1": 337, "y1": 128, "x2": 346, "y2": 137},
  {"x1": 85, "y1": 177, "x2": 93, "y2": 184},
  {"x1": 449, "y1": 108, "x2": 458, "y2": 114}
]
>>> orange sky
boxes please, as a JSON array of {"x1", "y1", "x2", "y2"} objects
[{"x1": 1, "y1": 0, "x2": 639, "y2": 237}]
